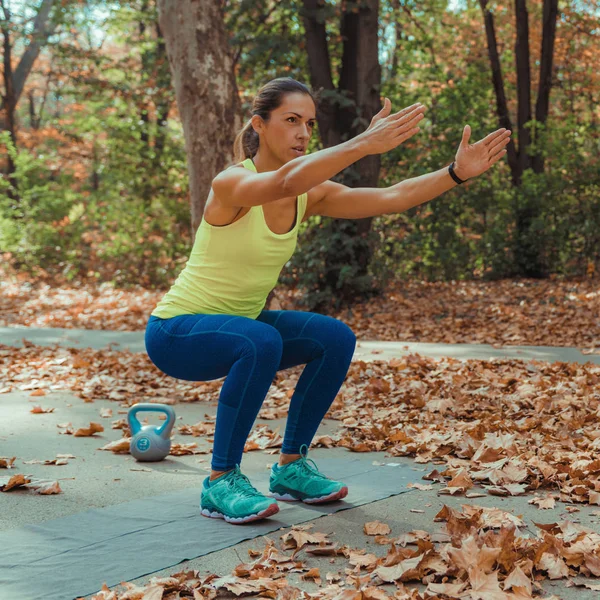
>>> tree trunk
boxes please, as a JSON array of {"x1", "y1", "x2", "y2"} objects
[
  {"x1": 1, "y1": 16, "x2": 17, "y2": 188},
  {"x1": 301, "y1": 0, "x2": 381, "y2": 310},
  {"x1": 11, "y1": 0, "x2": 56, "y2": 104},
  {"x1": 1, "y1": 0, "x2": 56, "y2": 191},
  {"x1": 512, "y1": 0, "x2": 545, "y2": 277},
  {"x1": 341, "y1": 0, "x2": 381, "y2": 277},
  {"x1": 139, "y1": 3, "x2": 151, "y2": 151},
  {"x1": 531, "y1": 0, "x2": 559, "y2": 174},
  {"x1": 156, "y1": 0, "x2": 241, "y2": 240},
  {"x1": 301, "y1": 0, "x2": 337, "y2": 148},
  {"x1": 153, "y1": 20, "x2": 172, "y2": 161},
  {"x1": 0, "y1": 0, "x2": 56, "y2": 118},
  {"x1": 479, "y1": 0, "x2": 519, "y2": 184},
  {"x1": 479, "y1": 0, "x2": 558, "y2": 277},
  {"x1": 28, "y1": 90, "x2": 36, "y2": 129},
  {"x1": 389, "y1": 0, "x2": 403, "y2": 82},
  {"x1": 515, "y1": 0, "x2": 532, "y2": 176},
  {"x1": 138, "y1": 1, "x2": 153, "y2": 205}
]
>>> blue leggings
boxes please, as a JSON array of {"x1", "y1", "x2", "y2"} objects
[{"x1": 144, "y1": 310, "x2": 356, "y2": 471}]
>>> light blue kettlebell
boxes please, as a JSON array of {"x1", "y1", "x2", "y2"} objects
[{"x1": 128, "y1": 403, "x2": 176, "y2": 461}]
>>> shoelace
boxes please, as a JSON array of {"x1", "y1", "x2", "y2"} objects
[
  {"x1": 294, "y1": 444, "x2": 329, "y2": 480},
  {"x1": 226, "y1": 468, "x2": 264, "y2": 498}
]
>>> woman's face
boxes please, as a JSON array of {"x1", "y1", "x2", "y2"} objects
[{"x1": 253, "y1": 92, "x2": 316, "y2": 163}]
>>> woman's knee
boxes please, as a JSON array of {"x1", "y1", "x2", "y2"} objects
[
  {"x1": 333, "y1": 319, "x2": 357, "y2": 354},
  {"x1": 308, "y1": 314, "x2": 356, "y2": 354}
]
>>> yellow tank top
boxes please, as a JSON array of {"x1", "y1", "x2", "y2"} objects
[{"x1": 150, "y1": 158, "x2": 307, "y2": 320}]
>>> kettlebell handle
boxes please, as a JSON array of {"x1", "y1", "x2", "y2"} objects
[{"x1": 128, "y1": 403, "x2": 176, "y2": 437}]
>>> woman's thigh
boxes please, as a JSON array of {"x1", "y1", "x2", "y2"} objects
[
  {"x1": 145, "y1": 313, "x2": 283, "y2": 382},
  {"x1": 256, "y1": 309, "x2": 356, "y2": 370}
]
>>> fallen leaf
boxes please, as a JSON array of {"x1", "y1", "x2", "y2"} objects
[
  {"x1": 364, "y1": 521, "x2": 391, "y2": 536},
  {"x1": 74, "y1": 422, "x2": 104, "y2": 437}
]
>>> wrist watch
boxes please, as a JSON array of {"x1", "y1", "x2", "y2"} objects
[{"x1": 448, "y1": 161, "x2": 466, "y2": 185}]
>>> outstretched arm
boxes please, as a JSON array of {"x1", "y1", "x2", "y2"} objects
[{"x1": 310, "y1": 126, "x2": 511, "y2": 219}]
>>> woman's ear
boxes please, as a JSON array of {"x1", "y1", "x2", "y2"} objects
[{"x1": 250, "y1": 114, "x2": 262, "y2": 135}]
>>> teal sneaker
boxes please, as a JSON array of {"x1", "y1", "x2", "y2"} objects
[
  {"x1": 200, "y1": 465, "x2": 279, "y2": 524},
  {"x1": 269, "y1": 444, "x2": 348, "y2": 504}
]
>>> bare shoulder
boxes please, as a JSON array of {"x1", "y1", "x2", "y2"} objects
[
  {"x1": 209, "y1": 162, "x2": 246, "y2": 212},
  {"x1": 215, "y1": 161, "x2": 246, "y2": 176},
  {"x1": 211, "y1": 161, "x2": 250, "y2": 192}
]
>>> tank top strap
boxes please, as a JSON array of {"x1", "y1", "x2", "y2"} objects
[
  {"x1": 242, "y1": 157, "x2": 256, "y2": 172},
  {"x1": 299, "y1": 191, "x2": 308, "y2": 222}
]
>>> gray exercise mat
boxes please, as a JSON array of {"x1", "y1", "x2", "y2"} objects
[{"x1": 0, "y1": 457, "x2": 421, "y2": 600}]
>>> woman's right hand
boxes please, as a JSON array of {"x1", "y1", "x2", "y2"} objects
[{"x1": 359, "y1": 99, "x2": 426, "y2": 155}]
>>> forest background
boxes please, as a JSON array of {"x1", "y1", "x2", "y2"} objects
[{"x1": 0, "y1": 0, "x2": 598, "y2": 315}]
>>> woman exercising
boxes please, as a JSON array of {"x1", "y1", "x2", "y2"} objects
[{"x1": 145, "y1": 77, "x2": 511, "y2": 525}]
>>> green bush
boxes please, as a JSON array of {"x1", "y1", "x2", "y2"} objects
[{"x1": 0, "y1": 104, "x2": 192, "y2": 288}]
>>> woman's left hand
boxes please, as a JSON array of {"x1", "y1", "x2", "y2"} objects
[{"x1": 453, "y1": 125, "x2": 512, "y2": 181}]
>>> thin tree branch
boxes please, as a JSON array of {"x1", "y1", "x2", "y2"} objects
[
  {"x1": 12, "y1": 0, "x2": 57, "y2": 104},
  {"x1": 0, "y1": 0, "x2": 10, "y2": 23}
]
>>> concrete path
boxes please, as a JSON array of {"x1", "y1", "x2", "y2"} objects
[{"x1": 1, "y1": 325, "x2": 598, "y2": 364}]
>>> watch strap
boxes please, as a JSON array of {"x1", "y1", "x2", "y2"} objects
[{"x1": 449, "y1": 161, "x2": 466, "y2": 185}]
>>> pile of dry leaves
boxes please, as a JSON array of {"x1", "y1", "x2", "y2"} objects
[
  {"x1": 1, "y1": 273, "x2": 598, "y2": 348},
  {"x1": 84, "y1": 513, "x2": 600, "y2": 599}
]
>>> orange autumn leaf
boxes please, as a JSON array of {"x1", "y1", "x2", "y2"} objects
[
  {"x1": 73, "y1": 422, "x2": 104, "y2": 437},
  {"x1": 364, "y1": 521, "x2": 391, "y2": 536},
  {"x1": 0, "y1": 473, "x2": 31, "y2": 491},
  {"x1": 31, "y1": 405, "x2": 55, "y2": 413}
]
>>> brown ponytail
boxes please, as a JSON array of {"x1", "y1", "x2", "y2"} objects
[
  {"x1": 232, "y1": 77, "x2": 318, "y2": 164},
  {"x1": 233, "y1": 119, "x2": 259, "y2": 163}
]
